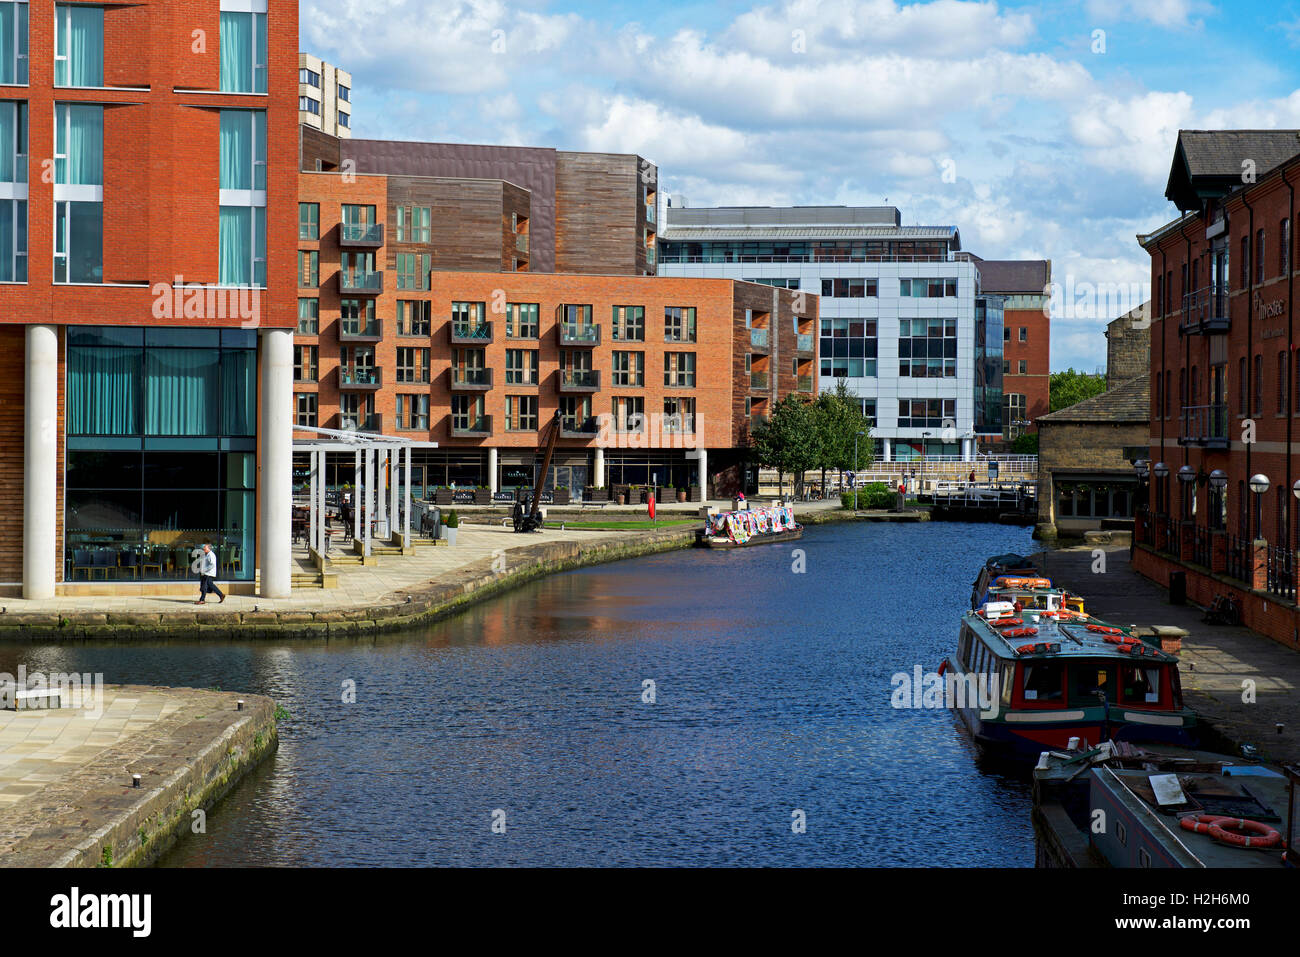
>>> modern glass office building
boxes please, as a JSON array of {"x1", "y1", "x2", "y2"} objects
[{"x1": 658, "y1": 205, "x2": 1002, "y2": 460}]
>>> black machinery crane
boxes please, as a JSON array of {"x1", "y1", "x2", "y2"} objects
[{"x1": 512, "y1": 409, "x2": 563, "y2": 533}]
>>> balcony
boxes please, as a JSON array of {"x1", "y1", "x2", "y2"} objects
[
  {"x1": 337, "y1": 412, "x2": 383, "y2": 434},
  {"x1": 339, "y1": 222, "x2": 385, "y2": 248},
  {"x1": 796, "y1": 374, "x2": 814, "y2": 392},
  {"x1": 339, "y1": 367, "x2": 382, "y2": 390},
  {"x1": 796, "y1": 333, "x2": 814, "y2": 354},
  {"x1": 450, "y1": 368, "x2": 493, "y2": 391},
  {"x1": 451, "y1": 415, "x2": 492, "y2": 438},
  {"x1": 450, "y1": 321, "x2": 493, "y2": 345},
  {"x1": 558, "y1": 368, "x2": 601, "y2": 393},
  {"x1": 646, "y1": 245, "x2": 657, "y2": 268},
  {"x1": 1179, "y1": 403, "x2": 1229, "y2": 449},
  {"x1": 515, "y1": 233, "x2": 529, "y2": 256},
  {"x1": 750, "y1": 327, "x2": 769, "y2": 349},
  {"x1": 1179, "y1": 284, "x2": 1230, "y2": 335},
  {"x1": 338, "y1": 269, "x2": 383, "y2": 294},
  {"x1": 559, "y1": 324, "x2": 601, "y2": 347},
  {"x1": 750, "y1": 371, "x2": 769, "y2": 390},
  {"x1": 339, "y1": 317, "x2": 382, "y2": 342},
  {"x1": 560, "y1": 416, "x2": 600, "y2": 439}
]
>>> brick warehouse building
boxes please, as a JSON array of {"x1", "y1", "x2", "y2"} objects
[
  {"x1": 1136, "y1": 128, "x2": 1300, "y2": 649},
  {"x1": 0, "y1": 0, "x2": 299, "y2": 598}
]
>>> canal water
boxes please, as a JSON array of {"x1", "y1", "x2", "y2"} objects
[{"x1": 3, "y1": 521, "x2": 1039, "y2": 866}]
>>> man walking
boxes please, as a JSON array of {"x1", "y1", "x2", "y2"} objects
[{"x1": 196, "y1": 543, "x2": 225, "y2": 604}]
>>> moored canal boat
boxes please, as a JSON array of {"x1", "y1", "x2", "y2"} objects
[
  {"x1": 942, "y1": 600, "x2": 1196, "y2": 761},
  {"x1": 695, "y1": 504, "x2": 803, "y2": 548}
]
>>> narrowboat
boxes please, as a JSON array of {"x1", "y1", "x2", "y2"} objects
[
  {"x1": 942, "y1": 600, "x2": 1196, "y2": 762},
  {"x1": 695, "y1": 504, "x2": 803, "y2": 548},
  {"x1": 1034, "y1": 742, "x2": 1297, "y2": 868},
  {"x1": 980, "y1": 577, "x2": 1087, "y2": 617},
  {"x1": 970, "y1": 553, "x2": 1041, "y2": 609}
]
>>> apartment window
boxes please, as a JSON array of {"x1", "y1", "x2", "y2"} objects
[
  {"x1": 663, "y1": 396, "x2": 695, "y2": 433},
  {"x1": 505, "y1": 395, "x2": 538, "y2": 431},
  {"x1": 54, "y1": 3, "x2": 102, "y2": 88},
  {"x1": 396, "y1": 394, "x2": 429, "y2": 431},
  {"x1": 297, "y1": 298, "x2": 319, "y2": 334},
  {"x1": 1003, "y1": 326, "x2": 1010, "y2": 341},
  {"x1": 611, "y1": 305, "x2": 645, "y2": 341},
  {"x1": 299, "y1": 68, "x2": 320, "y2": 87},
  {"x1": 298, "y1": 250, "x2": 318, "y2": 287},
  {"x1": 897, "y1": 318, "x2": 956, "y2": 378},
  {"x1": 0, "y1": 2, "x2": 27, "y2": 85},
  {"x1": 52, "y1": 102, "x2": 101, "y2": 285},
  {"x1": 297, "y1": 202, "x2": 319, "y2": 240},
  {"x1": 897, "y1": 399, "x2": 956, "y2": 429},
  {"x1": 395, "y1": 347, "x2": 430, "y2": 384},
  {"x1": 396, "y1": 300, "x2": 430, "y2": 336},
  {"x1": 396, "y1": 253, "x2": 430, "y2": 290},
  {"x1": 1255, "y1": 353, "x2": 1263, "y2": 415},
  {"x1": 1280, "y1": 351, "x2": 1289, "y2": 414},
  {"x1": 611, "y1": 351, "x2": 644, "y2": 387},
  {"x1": 612, "y1": 396, "x2": 645, "y2": 432},
  {"x1": 664, "y1": 352, "x2": 696, "y2": 387},
  {"x1": 299, "y1": 96, "x2": 320, "y2": 116},
  {"x1": 1239, "y1": 235, "x2": 1249, "y2": 287},
  {"x1": 337, "y1": 111, "x2": 350, "y2": 130},
  {"x1": 219, "y1": 110, "x2": 267, "y2": 287},
  {"x1": 1257, "y1": 229, "x2": 1266, "y2": 284},
  {"x1": 505, "y1": 302, "x2": 539, "y2": 338},
  {"x1": 1239, "y1": 356, "x2": 1248, "y2": 415},
  {"x1": 451, "y1": 395, "x2": 485, "y2": 431},
  {"x1": 293, "y1": 345, "x2": 317, "y2": 383},
  {"x1": 665, "y1": 306, "x2": 696, "y2": 343},
  {"x1": 819, "y1": 278, "x2": 877, "y2": 298},
  {"x1": 221, "y1": 11, "x2": 267, "y2": 93},
  {"x1": 899, "y1": 278, "x2": 957, "y2": 297},
  {"x1": 295, "y1": 393, "x2": 317, "y2": 428},
  {"x1": 1003, "y1": 393, "x2": 1027, "y2": 440},
  {"x1": 0, "y1": 100, "x2": 26, "y2": 283},
  {"x1": 452, "y1": 301, "x2": 487, "y2": 333},
  {"x1": 1019, "y1": 359, "x2": 1028, "y2": 374},
  {"x1": 560, "y1": 395, "x2": 592, "y2": 431},
  {"x1": 395, "y1": 205, "x2": 431, "y2": 243},
  {"x1": 338, "y1": 84, "x2": 350, "y2": 103},
  {"x1": 340, "y1": 298, "x2": 374, "y2": 335},
  {"x1": 1156, "y1": 274, "x2": 1164, "y2": 316},
  {"x1": 1019, "y1": 327, "x2": 1027, "y2": 342},
  {"x1": 342, "y1": 203, "x2": 374, "y2": 228},
  {"x1": 560, "y1": 303, "x2": 593, "y2": 329},
  {"x1": 505, "y1": 348, "x2": 538, "y2": 385}
]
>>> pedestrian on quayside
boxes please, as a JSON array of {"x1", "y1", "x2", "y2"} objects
[{"x1": 196, "y1": 542, "x2": 225, "y2": 605}]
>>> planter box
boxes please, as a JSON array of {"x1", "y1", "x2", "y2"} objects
[
  {"x1": 473, "y1": 488, "x2": 491, "y2": 505},
  {"x1": 553, "y1": 488, "x2": 571, "y2": 505},
  {"x1": 434, "y1": 489, "x2": 454, "y2": 506},
  {"x1": 585, "y1": 487, "x2": 609, "y2": 503},
  {"x1": 443, "y1": 527, "x2": 458, "y2": 546}
]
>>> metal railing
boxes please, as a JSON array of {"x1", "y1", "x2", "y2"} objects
[
  {"x1": 1179, "y1": 404, "x2": 1229, "y2": 446},
  {"x1": 340, "y1": 317, "x2": 382, "y2": 339},
  {"x1": 1226, "y1": 534, "x2": 1252, "y2": 585},
  {"x1": 1192, "y1": 524, "x2": 1212, "y2": 568},
  {"x1": 1155, "y1": 513, "x2": 1178, "y2": 556},
  {"x1": 340, "y1": 222, "x2": 384, "y2": 245},
  {"x1": 559, "y1": 369, "x2": 599, "y2": 389},
  {"x1": 1180, "y1": 284, "x2": 1229, "y2": 333},
  {"x1": 658, "y1": 253, "x2": 956, "y2": 265},
  {"x1": 451, "y1": 321, "x2": 492, "y2": 341},
  {"x1": 339, "y1": 269, "x2": 383, "y2": 292},
  {"x1": 1267, "y1": 544, "x2": 1295, "y2": 601}
]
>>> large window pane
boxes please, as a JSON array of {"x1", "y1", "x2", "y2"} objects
[
  {"x1": 0, "y1": 100, "x2": 25, "y2": 183},
  {"x1": 218, "y1": 11, "x2": 266, "y2": 94},
  {"x1": 219, "y1": 109, "x2": 265, "y2": 190},
  {"x1": 55, "y1": 4, "x2": 102, "y2": 88},
  {"x1": 55, "y1": 103, "x2": 101, "y2": 184},
  {"x1": 0, "y1": 2, "x2": 29, "y2": 86},
  {"x1": 218, "y1": 205, "x2": 251, "y2": 285},
  {"x1": 68, "y1": 344, "x2": 140, "y2": 434},
  {"x1": 0, "y1": 198, "x2": 25, "y2": 282},
  {"x1": 221, "y1": 347, "x2": 255, "y2": 435},
  {"x1": 144, "y1": 348, "x2": 218, "y2": 436},
  {"x1": 54, "y1": 199, "x2": 101, "y2": 283}
]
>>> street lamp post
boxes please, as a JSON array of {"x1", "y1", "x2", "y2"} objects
[
  {"x1": 1209, "y1": 469, "x2": 1227, "y2": 529},
  {"x1": 1177, "y1": 465, "x2": 1196, "y2": 520},
  {"x1": 1249, "y1": 473, "x2": 1270, "y2": 540}
]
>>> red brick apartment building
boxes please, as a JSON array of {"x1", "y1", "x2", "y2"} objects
[
  {"x1": 0, "y1": 0, "x2": 299, "y2": 598},
  {"x1": 1136, "y1": 129, "x2": 1300, "y2": 648},
  {"x1": 296, "y1": 136, "x2": 817, "y2": 501},
  {"x1": 964, "y1": 256, "x2": 1051, "y2": 441}
]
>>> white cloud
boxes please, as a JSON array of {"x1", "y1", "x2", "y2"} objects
[{"x1": 1084, "y1": 0, "x2": 1214, "y2": 30}]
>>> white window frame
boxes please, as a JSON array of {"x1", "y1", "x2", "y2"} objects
[{"x1": 2, "y1": 0, "x2": 27, "y2": 87}]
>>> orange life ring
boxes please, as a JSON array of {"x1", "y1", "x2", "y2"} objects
[
  {"x1": 996, "y1": 618, "x2": 1024, "y2": 628},
  {"x1": 1180, "y1": 814, "x2": 1281, "y2": 848}
]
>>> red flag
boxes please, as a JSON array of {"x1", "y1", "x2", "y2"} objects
[{"x1": 648, "y1": 492, "x2": 656, "y2": 520}]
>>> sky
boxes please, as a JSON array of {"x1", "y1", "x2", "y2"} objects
[{"x1": 300, "y1": 0, "x2": 1300, "y2": 373}]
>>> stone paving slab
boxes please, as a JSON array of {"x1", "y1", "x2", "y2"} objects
[
  {"x1": 1038, "y1": 545, "x2": 1300, "y2": 763},
  {"x1": 0, "y1": 684, "x2": 276, "y2": 867}
]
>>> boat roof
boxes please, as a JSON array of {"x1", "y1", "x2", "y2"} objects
[{"x1": 964, "y1": 608, "x2": 1176, "y2": 662}]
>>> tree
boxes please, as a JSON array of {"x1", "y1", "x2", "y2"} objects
[
  {"x1": 752, "y1": 394, "x2": 820, "y2": 498},
  {"x1": 1050, "y1": 368, "x2": 1106, "y2": 412},
  {"x1": 814, "y1": 378, "x2": 874, "y2": 489},
  {"x1": 1009, "y1": 432, "x2": 1038, "y2": 455}
]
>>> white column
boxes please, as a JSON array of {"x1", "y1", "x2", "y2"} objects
[
  {"x1": 594, "y1": 447, "x2": 605, "y2": 488},
  {"x1": 488, "y1": 447, "x2": 499, "y2": 494},
  {"x1": 403, "y1": 447, "x2": 412, "y2": 543},
  {"x1": 23, "y1": 324, "x2": 57, "y2": 599},
  {"x1": 388, "y1": 447, "x2": 398, "y2": 539},
  {"x1": 309, "y1": 449, "x2": 318, "y2": 552},
  {"x1": 364, "y1": 448, "x2": 374, "y2": 557},
  {"x1": 696, "y1": 448, "x2": 708, "y2": 502},
  {"x1": 258, "y1": 328, "x2": 293, "y2": 598},
  {"x1": 883, "y1": 438, "x2": 892, "y2": 463},
  {"x1": 316, "y1": 449, "x2": 326, "y2": 556}
]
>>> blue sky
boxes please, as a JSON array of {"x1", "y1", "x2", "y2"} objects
[{"x1": 301, "y1": 0, "x2": 1300, "y2": 372}]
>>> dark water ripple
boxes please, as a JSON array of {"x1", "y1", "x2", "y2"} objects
[{"x1": 0, "y1": 520, "x2": 1037, "y2": 866}]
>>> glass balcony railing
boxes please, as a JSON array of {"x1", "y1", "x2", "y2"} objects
[
  {"x1": 559, "y1": 369, "x2": 600, "y2": 390},
  {"x1": 450, "y1": 321, "x2": 493, "y2": 342},
  {"x1": 339, "y1": 270, "x2": 383, "y2": 293},
  {"x1": 340, "y1": 367, "x2": 381, "y2": 388},
  {"x1": 451, "y1": 368, "x2": 492, "y2": 389},
  {"x1": 560, "y1": 324, "x2": 601, "y2": 346},
  {"x1": 340, "y1": 317, "x2": 382, "y2": 340},
  {"x1": 515, "y1": 233, "x2": 529, "y2": 255},
  {"x1": 340, "y1": 413, "x2": 382, "y2": 433},
  {"x1": 750, "y1": 327, "x2": 769, "y2": 349},
  {"x1": 340, "y1": 222, "x2": 384, "y2": 246},
  {"x1": 750, "y1": 371, "x2": 769, "y2": 390},
  {"x1": 796, "y1": 333, "x2": 814, "y2": 352},
  {"x1": 796, "y1": 375, "x2": 813, "y2": 392}
]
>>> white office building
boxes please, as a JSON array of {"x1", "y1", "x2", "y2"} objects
[{"x1": 657, "y1": 205, "x2": 1003, "y2": 461}]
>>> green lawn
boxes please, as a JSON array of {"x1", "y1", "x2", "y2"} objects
[{"x1": 544, "y1": 518, "x2": 698, "y2": 530}]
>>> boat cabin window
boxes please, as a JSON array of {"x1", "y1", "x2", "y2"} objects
[
  {"x1": 1070, "y1": 664, "x2": 1114, "y2": 705},
  {"x1": 1000, "y1": 663, "x2": 1014, "y2": 706},
  {"x1": 1021, "y1": 662, "x2": 1064, "y2": 702},
  {"x1": 1120, "y1": 665, "x2": 1162, "y2": 705}
]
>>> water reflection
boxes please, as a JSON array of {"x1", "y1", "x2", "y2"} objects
[{"x1": 0, "y1": 521, "x2": 1037, "y2": 866}]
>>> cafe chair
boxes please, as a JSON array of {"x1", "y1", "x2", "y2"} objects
[{"x1": 71, "y1": 549, "x2": 96, "y2": 581}]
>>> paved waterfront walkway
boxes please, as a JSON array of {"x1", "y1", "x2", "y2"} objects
[
  {"x1": 1038, "y1": 545, "x2": 1300, "y2": 763},
  {"x1": 0, "y1": 685, "x2": 275, "y2": 866}
]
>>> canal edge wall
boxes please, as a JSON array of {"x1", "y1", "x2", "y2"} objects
[
  {"x1": 0, "y1": 508, "x2": 890, "y2": 640},
  {"x1": 1, "y1": 688, "x2": 278, "y2": 868}
]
